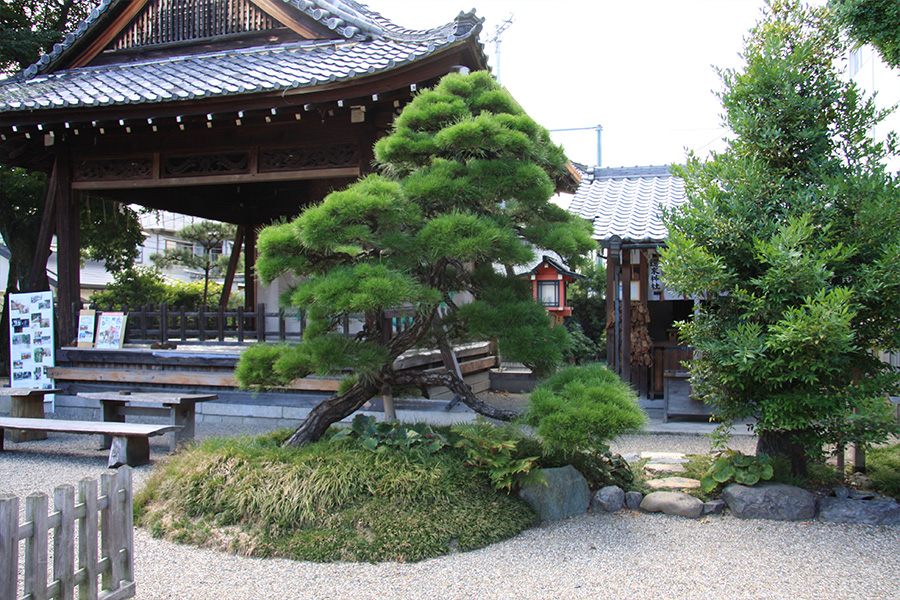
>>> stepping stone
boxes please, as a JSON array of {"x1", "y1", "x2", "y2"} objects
[
  {"x1": 644, "y1": 462, "x2": 686, "y2": 475},
  {"x1": 640, "y1": 451, "x2": 689, "y2": 464},
  {"x1": 645, "y1": 477, "x2": 701, "y2": 490}
]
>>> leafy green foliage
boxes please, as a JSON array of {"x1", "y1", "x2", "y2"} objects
[
  {"x1": 0, "y1": 1, "x2": 89, "y2": 74},
  {"x1": 516, "y1": 436, "x2": 636, "y2": 491},
  {"x1": 567, "y1": 261, "x2": 607, "y2": 356},
  {"x1": 135, "y1": 430, "x2": 535, "y2": 563},
  {"x1": 89, "y1": 267, "x2": 242, "y2": 310},
  {"x1": 831, "y1": 0, "x2": 900, "y2": 68},
  {"x1": 237, "y1": 71, "x2": 595, "y2": 443},
  {"x1": 451, "y1": 417, "x2": 545, "y2": 492},
  {"x1": 80, "y1": 197, "x2": 145, "y2": 273},
  {"x1": 522, "y1": 364, "x2": 646, "y2": 452},
  {"x1": 331, "y1": 415, "x2": 447, "y2": 454},
  {"x1": 561, "y1": 321, "x2": 601, "y2": 364},
  {"x1": 660, "y1": 1, "x2": 900, "y2": 473},
  {"x1": 701, "y1": 450, "x2": 775, "y2": 493},
  {"x1": 151, "y1": 221, "x2": 237, "y2": 306}
]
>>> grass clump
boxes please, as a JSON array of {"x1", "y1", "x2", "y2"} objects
[
  {"x1": 135, "y1": 428, "x2": 535, "y2": 563},
  {"x1": 866, "y1": 443, "x2": 900, "y2": 497}
]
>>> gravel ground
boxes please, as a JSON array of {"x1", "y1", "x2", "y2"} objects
[{"x1": 3, "y1": 424, "x2": 900, "y2": 600}]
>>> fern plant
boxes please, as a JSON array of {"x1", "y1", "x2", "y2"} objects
[{"x1": 451, "y1": 418, "x2": 545, "y2": 493}]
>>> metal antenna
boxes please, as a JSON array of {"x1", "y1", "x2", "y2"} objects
[{"x1": 486, "y1": 14, "x2": 514, "y2": 83}]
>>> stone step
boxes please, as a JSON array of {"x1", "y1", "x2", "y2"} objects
[
  {"x1": 640, "y1": 451, "x2": 689, "y2": 464},
  {"x1": 644, "y1": 462, "x2": 686, "y2": 475},
  {"x1": 645, "y1": 476, "x2": 702, "y2": 490}
]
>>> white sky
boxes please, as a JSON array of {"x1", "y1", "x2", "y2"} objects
[{"x1": 372, "y1": 0, "x2": 792, "y2": 168}]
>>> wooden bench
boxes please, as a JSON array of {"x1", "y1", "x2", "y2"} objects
[{"x1": 0, "y1": 417, "x2": 179, "y2": 467}]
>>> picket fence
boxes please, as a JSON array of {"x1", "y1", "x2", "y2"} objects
[{"x1": 0, "y1": 467, "x2": 135, "y2": 600}]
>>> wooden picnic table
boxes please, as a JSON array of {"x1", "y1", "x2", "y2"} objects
[
  {"x1": 77, "y1": 391, "x2": 217, "y2": 452},
  {"x1": 0, "y1": 387, "x2": 60, "y2": 442}
]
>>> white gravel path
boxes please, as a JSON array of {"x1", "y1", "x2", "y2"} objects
[{"x1": 3, "y1": 425, "x2": 899, "y2": 600}]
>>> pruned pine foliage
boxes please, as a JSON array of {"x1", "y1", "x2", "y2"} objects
[
  {"x1": 238, "y1": 71, "x2": 595, "y2": 444},
  {"x1": 661, "y1": 1, "x2": 900, "y2": 474}
]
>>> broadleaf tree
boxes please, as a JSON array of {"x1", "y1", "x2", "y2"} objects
[
  {"x1": 1, "y1": 1, "x2": 143, "y2": 374},
  {"x1": 660, "y1": 0, "x2": 900, "y2": 475},
  {"x1": 830, "y1": 0, "x2": 900, "y2": 68},
  {"x1": 236, "y1": 71, "x2": 596, "y2": 446}
]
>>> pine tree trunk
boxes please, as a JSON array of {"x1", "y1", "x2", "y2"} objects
[
  {"x1": 389, "y1": 370, "x2": 520, "y2": 422},
  {"x1": 282, "y1": 379, "x2": 381, "y2": 446}
]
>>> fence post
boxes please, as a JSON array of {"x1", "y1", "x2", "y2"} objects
[
  {"x1": 257, "y1": 302, "x2": 266, "y2": 342},
  {"x1": 79, "y1": 477, "x2": 99, "y2": 600},
  {"x1": 54, "y1": 484, "x2": 76, "y2": 600},
  {"x1": 159, "y1": 303, "x2": 168, "y2": 343},
  {"x1": 199, "y1": 305, "x2": 207, "y2": 342},
  {"x1": 25, "y1": 492, "x2": 49, "y2": 600},
  {"x1": 237, "y1": 306, "x2": 245, "y2": 342},
  {"x1": 0, "y1": 494, "x2": 19, "y2": 600},
  {"x1": 218, "y1": 304, "x2": 226, "y2": 342}
]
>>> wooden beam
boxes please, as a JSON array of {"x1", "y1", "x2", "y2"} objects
[
  {"x1": 71, "y1": 166, "x2": 359, "y2": 190},
  {"x1": 54, "y1": 146, "x2": 79, "y2": 345},
  {"x1": 28, "y1": 158, "x2": 58, "y2": 291},
  {"x1": 220, "y1": 225, "x2": 244, "y2": 310},
  {"x1": 67, "y1": 0, "x2": 151, "y2": 69},
  {"x1": 244, "y1": 226, "x2": 258, "y2": 309},
  {"x1": 49, "y1": 367, "x2": 342, "y2": 391},
  {"x1": 250, "y1": 0, "x2": 327, "y2": 39}
]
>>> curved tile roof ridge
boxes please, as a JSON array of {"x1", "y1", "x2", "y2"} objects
[{"x1": 18, "y1": 0, "x2": 482, "y2": 81}]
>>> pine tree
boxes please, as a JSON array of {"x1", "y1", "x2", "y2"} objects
[{"x1": 236, "y1": 71, "x2": 595, "y2": 445}]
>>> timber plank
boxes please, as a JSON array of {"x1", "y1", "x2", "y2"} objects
[{"x1": 49, "y1": 367, "x2": 342, "y2": 392}]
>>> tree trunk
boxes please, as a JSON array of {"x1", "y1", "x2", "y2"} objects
[
  {"x1": 389, "y1": 370, "x2": 520, "y2": 422},
  {"x1": 757, "y1": 429, "x2": 808, "y2": 478},
  {"x1": 282, "y1": 378, "x2": 381, "y2": 446}
]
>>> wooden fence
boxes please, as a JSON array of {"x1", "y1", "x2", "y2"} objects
[
  {"x1": 0, "y1": 467, "x2": 135, "y2": 600},
  {"x1": 77, "y1": 302, "x2": 416, "y2": 346}
]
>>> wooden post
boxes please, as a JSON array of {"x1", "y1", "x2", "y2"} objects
[
  {"x1": 25, "y1": 492, "x2": 49, "y2": 600},
  {"x1": 0, "y1": 494, "x2": 19, "y2": 600},
  {"x1": 257, "y1": 302, "x2": 266, "y2": 342},
  {"x1": 220, "y1": 225, "x2": 244, "y2": 310},
  {"x1": 54, "y1": 484, "x2": 76, "y2": 600},
  {"x1": 28, "y1": 159, "x2": 58, "y2": 292},
  {"x1": 78, "y1": 477, "x2": 99, "y2": 600},
  {"x1": 244, "y1": 225, "x2": 257, "y2": 311},
  {"x1": 55, "y1": 147, "x2": 79, "y2": 346},
  {"x1": 381, "y1": 384, "x2": 396, "y2": 421}
]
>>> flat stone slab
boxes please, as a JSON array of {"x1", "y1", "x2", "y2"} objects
[
  {"x1": 645, "y1": 477, "x2": 701, "y2": 490},
  {"x1": 641, "y1": 491, "x2": 703, "y2": 518},
  {"x1": 640, "y1": 452, "x2": 689, "y2": 464},
  {"x1": 644, "y1": 463, "x2": 686, "y2": 474}
]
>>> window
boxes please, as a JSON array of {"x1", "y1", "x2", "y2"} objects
[{"x1": 538, "y1": 280, "x2": 559, "y2": 307}]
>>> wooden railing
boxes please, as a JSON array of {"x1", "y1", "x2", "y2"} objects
[
  {"x1": 77, "y1": 303, "x2": 417, "y2": 346},
  {"x1": 0, "y1": 467, "x2": 135, "y2": 600}
]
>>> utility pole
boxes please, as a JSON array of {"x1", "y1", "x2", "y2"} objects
[
  {"x1": 486, "y1": 14, "x2": 514, "y2": 83},
  {"x1": 549, "y1": 125, "x2": 603, "y2": 166}
]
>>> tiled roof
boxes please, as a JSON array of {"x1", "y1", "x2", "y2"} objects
[
  {"x1": 568, "y1": 165, "x2": 686, "y2": 243},
  {"x1": 0, "y1": 0, "x2": 483, "y2": 113}
]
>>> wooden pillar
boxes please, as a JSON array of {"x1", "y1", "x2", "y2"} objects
[
  {"x1": 54, "y1": 147, "x2": 79, "y2": 346},
  {"x1": 605, "y1": 255, "x2": 616, "y2": 371},
  {"x1": 243, "y1": 225, "x2": 257, "y2": 310},
  {"x1": 622, "y1": 262, "x2": 633, "y2": 386},
  {"x1": 220, "y1": 225, "x2": 244, "y2": 310},
  {"x1": 28, "y1": 162, "x2": 58, "y2": 291}
]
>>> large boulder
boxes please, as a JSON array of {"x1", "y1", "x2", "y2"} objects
[
  {"x1": 640, "y1": 491, "x2": 704, "y2": 518},
  {"x1": 592, "y1": 485, "x2": 625, "y2": 513},
  {"x1": 519, "y1": 465, "x2": 590, "y2": 522},
  {"x1": 722, "y1": 483, "x2": 816, "y2": 521},
  {"x1": 818, "y1": 497, "x2": 900, "y2": 525}
]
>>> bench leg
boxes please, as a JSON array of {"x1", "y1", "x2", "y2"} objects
[
  {"x1": 0, "y1": 428, "x2": 4, "y2": 451},
  {"x1": 9, "y1": 394, "x2": 47, "y2": 442},
  {"x1": 108, "y1": 436, "x2": 150, "y2": 468},
  {"x1": 101, "y1": 401, "x2": 126, "y2": 450}
]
